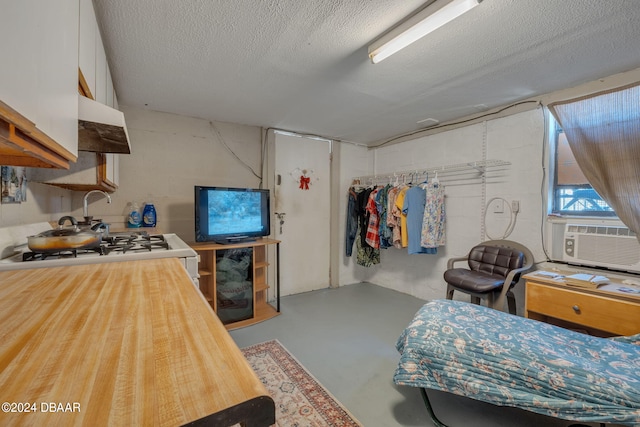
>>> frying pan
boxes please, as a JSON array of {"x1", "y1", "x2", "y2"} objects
[{"x1": 27, "y1": 216, "x2": 105, "y2": 253}]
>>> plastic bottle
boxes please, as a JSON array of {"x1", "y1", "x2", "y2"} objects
[
  {"x1": 142, "y1": 202, "x2": 157, "y2": 227},
  {"x1": 127, "y1": 201, "x2": 142, "y2": 228}
]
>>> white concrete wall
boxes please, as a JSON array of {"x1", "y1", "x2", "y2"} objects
[
  {"x1": 0, "y1": 182, "x2": 72, "y2": 227},
  {"x1": 335, "y1": 141, "x2": 375, "y2": 286},
  {"x1": 1, "y1": 107, "x2": 263, "y2": 241},
  {"x1": 337, "y1": 109, "x2": 546, "y2": 309},
  {"x1": 67, "y1": 106, "x2": 264, "y2": 241}
]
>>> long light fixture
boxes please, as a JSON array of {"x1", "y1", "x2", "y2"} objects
[{"x1": 368, "y1": 0, "x2": 482, "y2": 64}]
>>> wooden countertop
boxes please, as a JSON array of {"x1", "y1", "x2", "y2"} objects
[
  {"x1": 189, "y1": 238, "x2": 280, "y2": 251},
  {"x1": 0, "y1": 258, "x2": 274, "y2": 426}
]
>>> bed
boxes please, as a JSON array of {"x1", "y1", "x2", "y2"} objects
[{"x1": 393, "y1": 299, "x2": 640, "y2": 426}]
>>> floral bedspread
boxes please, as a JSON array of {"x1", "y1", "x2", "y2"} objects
[{"x1": 394, "y1": 299, "x2": 640, "y2": 425}]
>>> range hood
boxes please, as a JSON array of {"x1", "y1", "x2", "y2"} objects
[{"x1": 78, "y1": 94, "x2": 131, "y2": 154}]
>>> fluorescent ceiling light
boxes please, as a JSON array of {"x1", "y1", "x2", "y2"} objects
[{"x1": 368, "y1": 0, "x2": 482, "y2": 64}]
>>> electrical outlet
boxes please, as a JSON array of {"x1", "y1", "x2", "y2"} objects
[{"x1": 512, "y1": 200, "x2": 520, "y2": 213}]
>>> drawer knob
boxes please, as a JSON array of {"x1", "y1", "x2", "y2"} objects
[{"x1": 572, "y1": 305, "x2": 581, "y2": 313}]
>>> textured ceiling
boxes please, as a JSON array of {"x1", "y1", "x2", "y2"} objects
[{"x1": 93, "y1": 0, "x2": 640, "y2": 146}]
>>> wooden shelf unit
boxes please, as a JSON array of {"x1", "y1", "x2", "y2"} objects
[
  {"x1": 191, "y1": 238, "x2": 280, "y2": 330},
  {"x1": 524, "y1": 272, "x2": 640, "y2": 337}
]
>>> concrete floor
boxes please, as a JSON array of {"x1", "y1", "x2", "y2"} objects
[{"x1": 230, "y1": 283, "x2": 615, "y2": 427}]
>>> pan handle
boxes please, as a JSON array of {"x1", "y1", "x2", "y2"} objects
[
  {"x1": 91, "y1": 222, "x2": 109, "y2": 233},
  {"x1": 58, "y1": 216, "x2": 78, "y2": 229}
]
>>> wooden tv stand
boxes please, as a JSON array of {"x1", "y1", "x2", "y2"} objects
[{"x1": 190, "y1": 238, "x2": 281, "y2": 330}]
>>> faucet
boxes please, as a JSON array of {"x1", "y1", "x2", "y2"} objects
[{"x1": 83, "y1": 190, "x2": 112, "y2": 220}]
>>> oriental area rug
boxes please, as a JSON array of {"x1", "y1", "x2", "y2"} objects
[{"x1": 241, "y1": 339, "x2": 363, "y2": 427}]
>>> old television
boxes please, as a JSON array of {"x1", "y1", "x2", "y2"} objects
[{"x1": 195, "y1": 186, "x2": 271, "y2": 244}]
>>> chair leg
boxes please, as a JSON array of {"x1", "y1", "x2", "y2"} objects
[
  {"x1": 470, "y1": 296, "x2": 481, "y2": 305},
  {"x1": 506, "y1": 290, "x2": 516, "y2": 315},
  {"x1": 446, "y1": 285, "x2": 454, "y2": 300}
]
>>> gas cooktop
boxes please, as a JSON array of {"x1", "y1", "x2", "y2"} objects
[
  {"x1": 22, "y1": 233, "x2": 170, "y2": 261},
  {"x1": 0, "y1": 232, "x2": 197, "y2": 272}
]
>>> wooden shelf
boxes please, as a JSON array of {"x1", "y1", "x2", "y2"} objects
[
  {"x1": 255, "y1": 282, "x2": 269, "y2": 293},
  {"x1": 190, "y1": 238, "x2": 280, "y2": 329},
  {"x1": 0, "y1": 100, "x2": 76, "y2": 169},
  {"x1": 226, "y1": 303, "x2": 279, "y2": 331},
  {"x1": 190, "y1": 238, "x2": 280, "y2": 251}
]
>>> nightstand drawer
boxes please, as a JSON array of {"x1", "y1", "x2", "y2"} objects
[{"x1": 526, "y1": 281, "x2": 640, "y2": 336}]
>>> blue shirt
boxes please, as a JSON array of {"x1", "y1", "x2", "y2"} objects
[{"x1": 402, "y1": 186, "x2": 437, "y2": 255}]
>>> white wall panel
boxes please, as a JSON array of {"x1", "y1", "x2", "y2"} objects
[
  {"x1": 85, "y1": 107, "x2": 264, "y2": 241},
  {"x1": 338, "y1": 109, "x2": 546, "y2": 311}
]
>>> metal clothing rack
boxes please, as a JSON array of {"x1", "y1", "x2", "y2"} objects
[{"x1": 351, "y1": 159, "x2": 510, "y2": 187}]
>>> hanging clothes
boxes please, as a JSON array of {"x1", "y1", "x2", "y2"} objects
[
  {"x1": 356, "y1": 187, "x2": 380, "y2": 267},
  {"x1": 355, "y1": 230, "x2": 380, "y2": 267},
  {"x1": 387, "y1": 185, "x2": 402, "y2": 249},
  {"x1": 421, "y1": 182, "x2": 446, "y2": 248},
  {"x1": 393, "y1": 186, "x2": 410, "y2": 248},
  {"x1": 376, "y1": 184, "x2": 393, "y2": 248},
  {"x1": 365, "y1": 187, "x2": 381, "y2": 249},
  {"x1": 345, "y1": 187, "x2": 359, "y2": 257},
  {"x1": 356, "y1": 187, "x2": 373, "y2": 248},
  {"x1": 402, "y1": 185, "x2": 437, "y2": 255}
]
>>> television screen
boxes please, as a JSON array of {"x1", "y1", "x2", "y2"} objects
[{"x1": 195, "y1": 186, "x2": 271, "y2": 243}]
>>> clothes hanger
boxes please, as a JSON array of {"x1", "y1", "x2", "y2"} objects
[
  {"x1": 407, "y1": 171, "x2": 416, "y2": 186},
  {"x1": 432, "y1": 171, "x2": 440, "y2": 187},
  {"x1": 416, "y1": 172, "x2": 427, "y2": 189}
]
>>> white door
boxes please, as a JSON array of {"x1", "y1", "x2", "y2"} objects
[{"x1": 274, "y1": 133, "x2": 331, "y2": 296}]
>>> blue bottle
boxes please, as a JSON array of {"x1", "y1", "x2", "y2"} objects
[
  {"x1": 127, "y1": 202, "x2": 142, "y2": 228},
  {"x1": 142, "y1": 202, "x2": 157, "y2": 227},
  {"x1": 127, "y1": 201, "x2": 142, "y2": 228}
]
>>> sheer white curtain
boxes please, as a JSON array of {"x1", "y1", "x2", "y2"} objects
[{"x1": 548, "y1": 83, "x2": 640, "y2": 240}]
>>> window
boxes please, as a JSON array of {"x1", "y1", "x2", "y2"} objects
[{"x1": 550, "y1": 117, "x2": 615, "y2": 217}]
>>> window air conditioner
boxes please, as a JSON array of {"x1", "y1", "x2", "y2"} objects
[{"x1": 562, "y1": 224, "x2": 640, "y2": 274}]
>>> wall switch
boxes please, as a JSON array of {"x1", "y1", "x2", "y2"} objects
[
  {"x1": 512, "y1": 200, "x2": 520, "y2": 213},
  {"x1": 492, "y1": 200, "x2": 504, "y2": 213}
]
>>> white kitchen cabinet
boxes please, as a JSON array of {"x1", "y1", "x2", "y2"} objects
[
  {"x1": 106, "y1": 68, "x2": 115, "y2": 108},
  {"x1": 31, "y1": 152, "x2": 118, "y2": 192},
  {"x1": 78, "y1": 0, "x2": 97, "y2": 99},
  {"x1": 95, "y1": 30, "x2": 108, "y2": 105},
  {"x1": 105, "y1": 153, "x2": 119, "y2": 188},
  {"x1": 79, "y1": 0, "x2": 117, "y2": 107},
  {"x1": 32, "y1": 0, "x2": 122, "y2": 191},
  {"x1": 0, "y1": 0, "x2": 79, "y2": 168}
]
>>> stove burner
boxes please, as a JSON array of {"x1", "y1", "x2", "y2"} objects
[
  {"x1": 104, "y1": 242, "x2": 136, "y2": 254},
  {"x1": 138, "y1": 235, "x2": 169, "y2": 251},
  {"x1": 104, "y1": 234, "x2": 169, "y2": 253},
  {"x1": 22, "y1": 246, "x2": 107, "y2": 261},
  {"x1": 21, "y1": 234, "x2": 170, "y2": 261}
]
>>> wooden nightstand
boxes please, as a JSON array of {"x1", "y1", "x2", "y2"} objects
[{"x1": 524, "y1": 272, "x2": 640, "y2": 337}]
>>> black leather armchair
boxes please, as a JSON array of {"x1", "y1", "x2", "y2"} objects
[{"x1": 443, "y1": 240, "x2": 534, "y2": 314}]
